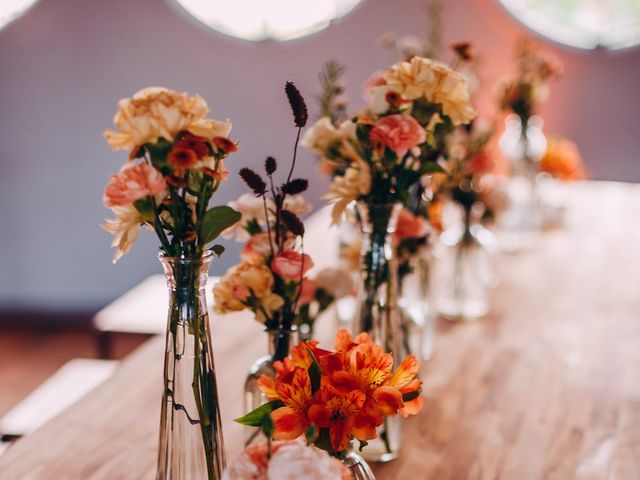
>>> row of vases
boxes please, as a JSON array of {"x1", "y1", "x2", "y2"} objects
[{"x1": 153, "y1": 198, "x2": 496, "y2": 479}]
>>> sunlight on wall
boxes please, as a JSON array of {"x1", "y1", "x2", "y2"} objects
[{"x1": 173, "y1": 0, "x2": 362, "y2": 41}]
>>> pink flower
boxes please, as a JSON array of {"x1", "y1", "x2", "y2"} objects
[
  {"x1": 369, "y1": 114, "x2": 426, "y2": 158},
  {"x1": 298, "y1": 278, "x2": 317, "y2": 305},
  {"x1": 271, "y1": 250, "x2": 314, "y2": 282},
  {"x1": 395, "y1": 208, "x2": 427, "y2": 240},
  {"x1": 232, "y1": 284, "x2": 250, "y2": 302},
  {"x1": 103, "y1": 163, "x2": 167, "y2": 208}
]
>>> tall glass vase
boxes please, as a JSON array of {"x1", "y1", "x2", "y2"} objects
[
  {"x1": 353, "y1": 201, "x2": 404, "y2": 463},
  {"x1": 244, "y1": 329, "x2": 296, "y2": 416},
  {"x1": 497, "y1": 114, "x2": 547, "y2": 250},
  {"x1": 435, "y1": 205, "x2": 495, "y2": 321},
  {"x1": 157, "y1": 251, "x2": 225, "y2": 480},
  {"x1": 398, "y1": 247, "x2": 435, "y2": 361}
]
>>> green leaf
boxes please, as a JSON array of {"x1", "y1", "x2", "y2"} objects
[
  {"x1": 234, "y1": 400, "x2": 283, "y2": 427},
  {"x1": 305, "y1": 347, "x2": 322, "y2": 394},
  {"x1": 210, "y1": 244, "x2": 225, "y2": 257},
  {"x1": 358, "y1": 440, "x2": 368, "y2": 452},
  {"x1": 133, "y1": 198, "x2": 156, "y2": 223},
  {"x1": 201, "y1": 206, "x2": 241, "y2": 244},
  {"x1": 355, "y1": 123, "x2": 372, "y2": 145},
  {"x1": 145, "y1": 140, "x2": 172, "y2": 170},
  {"x1": 420, "y1": 162, "x2": 445, "y2": 175},
  {"x1": 261, "y1": 412, "x2": 274, "y2": 438}
]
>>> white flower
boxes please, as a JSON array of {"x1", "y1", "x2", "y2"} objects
[
  {"x1": 325, "y1": 159, "x2": 371, "y2": 224},
  {"x1": 364, "y1": 84, "x2": 391, "y2": 114},
  {"x1": 224, "y1": 193, "x2": 273, "y2": 241},
  {"x1": 283, "y1": 195, "x2": 312, "y2": 217},
  {"x1": 300, "y1": 117, "x2": 339, "y2": 154},
  {"x1": 101, "y1": 204, "x2": 148, "y2": 263},
  {"x1": 267, "y1": 442, "x2": 347, "y2": 480}
]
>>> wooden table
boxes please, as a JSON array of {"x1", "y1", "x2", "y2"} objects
[{"x1": 1, "y1": 182, "x2": 639, "y2": 479}]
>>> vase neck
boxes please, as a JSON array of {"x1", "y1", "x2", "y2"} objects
[
  {"x1": 159, "y1": 251, "x2": 213, "y2": 292},
  {"x1": 267, "y1": 328, "x2": 296, "y2": 363}
]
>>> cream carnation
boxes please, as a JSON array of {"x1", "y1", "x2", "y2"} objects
[
  {"x1": 300, "y1": 117, "x2": 338, "y2": 154},
  {"x1": 224, "y1": 193, "x2": 274, "y2": 241},
  {"x1": 325, "y1": 160, "x2": 372, "y2": 223},
  {"x1": 213, "y1": 261, "x2": 275, "y2": 314},
  {"x1": 101, "y1": 204, "x2": 148, "y2": 263},
  {"x1": 282, "y1": 195, "x2": 312, "y2": 217},
  {"x1": 104, "y1": 87, "x2": 232, "y2": 150}
]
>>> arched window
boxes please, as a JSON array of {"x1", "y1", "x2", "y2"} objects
[
  {"x1": 173, "y1": 0, "x2": 363, "y2": 42},
  {"x1": 499, "y1": 0, "x2": 640, "y2": 50},
  {"x1": 0, "y1": 0, "x2": 38, "y2": 30}
]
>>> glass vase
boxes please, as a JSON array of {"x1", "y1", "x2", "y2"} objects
[
  {"x1": 341, "y1": 445, "x2": 377, "y2": 480},
  {"x1": 398, "y1": 246, "x2": 436, "y2": 361},
  {"x1": 243, "y1": 329, "x2": 296, "y2": 417},
  {"x1": 497, "y1": 114, "x2": 547, "y2": 250},
  {"x1": 434, "y1": 205, "x2": 495, "y2": 321},
  {"x1": 353, "y1": 201, "x2": 404, "y2": 463},
  {"x1": 157, "y1": 251, "x2": 225, "y2": 480}
]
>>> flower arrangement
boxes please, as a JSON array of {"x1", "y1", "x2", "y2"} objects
[
  {"x1": 302, "y1": 55, "x2": 476, "y2": 223},
  {"x1": 223, "y1": 440, "x2": 351, "y2": 480},
  {"x1": 236, "y1": 330, "x2": 423, "y2": 458},
  {"x1": 213, "y1": 82, "x2": 331, "y2": 355},
  {"x1": 102, "y1": 87, "x2": 241, "y2": 262},
  {"x1": 102, "y1": 87, "x2": 241, "y2": 479},
  {"x1": 496, "y1": 38, "x2": 562, "y2": 125},
  {"x1": 539, "y1": 136, "x2": 586, "y2": 181}
]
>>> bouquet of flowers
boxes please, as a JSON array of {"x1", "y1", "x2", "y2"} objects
[
  {"x1": 224, "y1": 440, "x2": 351, "y2": 480},
  {"x1": 236, "y1": 330, "x2": 423, "y2": 460},
  {"x1": 102, "y1": 87, "x2": 242, "y2": 479},
  {"x1": 496, "y1": 38, "x2": 562, "y2": 125},
  {"x1": 214, "y1": 82, "x2": 325, "y2": 357},
  {"x1": 102, "y1": 87, "x2": 240, "y2": 262}
]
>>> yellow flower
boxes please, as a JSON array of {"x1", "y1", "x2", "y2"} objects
[
  {"x1": 324, "y1": 158, "x2": 371, "y2": 224},
  {"x1": 300, "y1": 117, "x2": 338, "y2": 154},
  {"x1": 384, "y1": 57, "x2": 476, "y2": 125},
  {"x1": 384, "y1": 56, "x2": 438, "y2": 100},
  {"x1": 101, "y1": 204, "x2": 149, "y2": 263},
  {"x1": 104, "y1": 87, "x2": 231, "y2": 150},
  {"x1": 213, "y1": 261, "x2": 277, "y2": 320}
]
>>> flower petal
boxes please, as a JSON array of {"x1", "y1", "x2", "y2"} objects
[{"x1": 271, "y1": 407, "x2": 307, "y2": 440}]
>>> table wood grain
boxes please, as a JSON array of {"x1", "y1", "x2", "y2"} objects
[{"x1": 1, "y1": 181, "x2": 639, "y2": 479}]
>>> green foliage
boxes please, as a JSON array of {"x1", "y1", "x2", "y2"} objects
[
  {"x1": 133, "y1": 198, "x2": 156, "y2": 223},
  {"x1": 234, "y1": 400, "x2": 283, "y2": 427},
  {"x1": 145, "y1": 140, "x2": 172, "y2": 171},
  {"x1": 200, "y1": 206, "x2": 241, "y2": 245},
  {"x1": 210, "y1": 244, "x2": 225, "y2": 257}
]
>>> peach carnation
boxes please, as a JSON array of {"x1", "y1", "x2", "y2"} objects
[
  {"x1": 103, "y1": 163, "x2": 167, "y2": 208},
  {"x1": 369, "y1": 114, "x2": 426, "y2": 158}
]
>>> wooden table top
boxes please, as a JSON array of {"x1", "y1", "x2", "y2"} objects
[{"x1": 1, "y1": 181, "x2": 639, "y2": 479}]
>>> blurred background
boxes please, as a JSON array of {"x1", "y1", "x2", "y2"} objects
[{"x1": 1, "y1": 0, "x2": 639, "y2": 323}]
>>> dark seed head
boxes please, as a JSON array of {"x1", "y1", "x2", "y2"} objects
[{"x1": 285, "y1": 81, "x2": 308, "y2": 128}]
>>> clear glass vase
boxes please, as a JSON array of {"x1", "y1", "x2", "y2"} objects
[
  {"x1": 398, "y1": 247, "x2": 436, "y2": 361},
  {"x1": 157, "y1": 251, "x2": 225, "y2": 480},
  {"x1": 243, "y1": 329, "x2": 296, "y2": 417},
  {"x1": 353, "y1": 201, "x2": 404, "y2": 463},
  {"x1": 435, "y1": 206, "x2": 495, "y2": 321},
  {"x1": 341, "y1": 445, "x2": 377, "y2": 480},
  {"x1": 497, "y1": 114, "x2": 547, "y2": 250}
]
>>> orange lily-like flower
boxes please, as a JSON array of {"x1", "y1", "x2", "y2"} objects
[
  {"x1": 251, "y1": 330, "x2": 423, "y2": 456},
  {"x1": 266, "y1": 366, "x2": 314, "y2": 441}
]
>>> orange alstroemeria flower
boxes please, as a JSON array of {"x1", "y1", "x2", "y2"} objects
[
  {"x1": 265, "y1": 367, "x2": 314, "y2": 441},
  {"x1": 308, "y1": 383, "x2": 377, "y2": 453}
]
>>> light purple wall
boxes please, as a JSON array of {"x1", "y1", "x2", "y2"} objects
[{"x1": 1, "y1": 0, "x2": 639, "y2": 312}]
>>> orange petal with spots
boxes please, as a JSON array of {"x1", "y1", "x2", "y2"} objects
[
  {"x1": 372, "y1": 386, "x2": 404, "y2": 416},
  {"x1": 386, "y1": 354, "x2": 419, "y2": 388},
  {"x1": 256, "y1": 374, "x2": 278, "y2": 399},
  {"x1": 271, "y1": 406, "x2": 307, "y2": 440},
  {"x1": 352, "y1": 413, "x2": 380, "y2": 441}
]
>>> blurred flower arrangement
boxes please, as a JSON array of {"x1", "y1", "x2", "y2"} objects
[
  {"x1": 224, "y1": 440, "x2": 352, "y2": 480},
  {"x1": 102, "y1": 87, "x2": 241, "y2": 479},
  {"x1": 236, "y1": 330, "x2": 422, "y2": 468},
  {"x1": 496, "y1": 38, "x2": 563, "y2": 125},
  {"x1": 540, "y1": 136, "x2": 586, "y2": 181}
]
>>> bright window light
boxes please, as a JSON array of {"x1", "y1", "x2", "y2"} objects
[
  {"x1": 173, "y1": 0, "x2": 363, "y2": 41},
  {"x1": 499, "y1": 0, "x2": 640, "y2": 50},
  {"x1": 0, "y1": 0, "x2": 38, "y2": 30}
]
